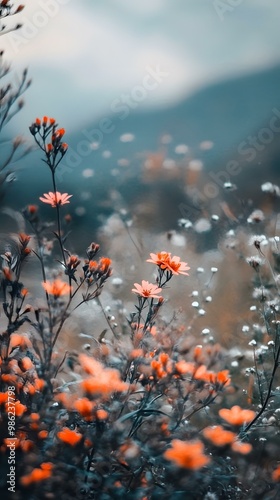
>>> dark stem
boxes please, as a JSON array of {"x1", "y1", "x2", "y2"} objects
[
  {"x1": 51, "y1": 170, "x2": 66, "y2": 266},
  {"x1": 243, "y1": 335, "x2": 280, "y2": 433}
]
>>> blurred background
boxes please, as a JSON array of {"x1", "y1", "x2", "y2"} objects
[{"x1": 1, "y1": 0, "x2": 280, "y2": 248}]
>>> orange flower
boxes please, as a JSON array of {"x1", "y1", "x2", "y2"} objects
[
  {"x1": 99, "y1": 257, "x2": 112, "y2": 273},
  {"x1": 5, "y1": 401, "x2": 27, "y2": 417},
  {"x1": 0, "y1": 392, "x2": 8, "y2": 404},
  {"x1": 80, "y1": 354, "x2": 129, "y2": 396},
  {"x1": 19, "y1": 357, "x2": 34, "y2": 372},
  {"x1": 57, "y1": 427, "x2": 82, "y2": 446},
  {"x1": 203, "y1": 426, "x2": 236, "y2": 447},
  {"x1": 151, "y1": 353, "x2": 172, "y2": 379},
  {"x1": 55, "y1": 127, "x2": 65, "y2": 138},
  {"x1": 147, "y1": 252, "x2": 190, "y2": 275},
  {"x1": 39, "y1": 191, "x2": 72, "y2": 207},
  {"x1": 96, "y1": 409, "x2": 108, "y2": 420},
  {"x1": 175, "y1": 360, "x2": 196, "y2": 375},
  {"x1": 26, "y1": 204, "x2": 38, "y2": 215},
  {"x1": 20, "y1": 463, "x2": 53, "y2": 486},
  {"x1": 272, "y1": 465, "x2": 280, "y2": 482},
  {"x1": 41, "y1": 463, "x2": 53, "y2": 471},
  {"x1": 15, "y1": 401, "x2": 27, "y2": 417},
  {"x1": 151, "y1": 360, "x2": 166, "y2": 379},
  {"x1": 74, "y1": 398, "x2": 95, "y2": 421},
  {"x1": 42, "y1": 279, "x2": 72, "y2": 297},
  {"x1": 212, "y1": 370, "x2": 231, "y2": 387},
  {"x1": 1, "y1": 374, "x2": 18, "y2": 385},
  {"x1": 30, "y1": 413, "x2": 40, "y2": 421},
  {"x1": 231, "y1": 441, "x2": 252, "y2": 455},
  {"x1": 33, "y1": 378, "x2": 45, "y2": 391},
  {"x1": 40, "y1": 116, "x2": 56, "y2": 127},
  {"x1": 165, "y1": 255, "x2": 190, "y2": 275},
  {"x1": 132, "y1": 280, "x2": 162, "y2": 299},
  {"x1": 147, "y1": 252, "x2": 170, "y2": 266},
  {"x1": 219, "y1": 406, "x2": 256, "y2": 426},
  {"x1": 38, "y1": 430, "x2": 49, "y2": 439},
  {"x1": 164, "y1": 439, "x2": 210, "y2": 470},
  {"x1": 193, "y1": 364, "x2": 209, "y2": 381}
]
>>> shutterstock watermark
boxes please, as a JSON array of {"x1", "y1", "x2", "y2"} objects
[
  {"x1": 7, "y1": 0, "x2": 70, "y2": 53},
  {"x1": 178, "y1": 107, "x2": 280, "y2": 219},
  {"x1": 57, "y1": 65, "x2": 169, "y2": 181},
  {"x1": 213, "y1": 0, "x2": 243, "y2": 21}
]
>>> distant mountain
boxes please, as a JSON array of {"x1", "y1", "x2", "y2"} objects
[
  {"x1": 2, "y1": 63, "x2": 280, "y2": 239},
  {"x1": 59, "y1": 62, "x2": 280, "y2": 173}
]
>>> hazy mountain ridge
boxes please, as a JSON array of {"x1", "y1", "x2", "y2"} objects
[{"x1": 2, "y1": 63, "x2": 280, "y2": 239}]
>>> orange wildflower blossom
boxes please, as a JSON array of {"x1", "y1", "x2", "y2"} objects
[
  {"x1": 151, "y1": 353, "x2": 172, "y2": 379},
  {"x1": 86, "y1": 257, "x2": 112, "y2": 276},
  {"x1": 19, "y1": 356, "x2": 34, "y2": 371},
  {"x1": 195, "y1": 367, "x2": 231, "y2": 388},
  {"x1": 42, "y1": 116, "x2": 55, "y2": 127},
  {"x1": 96, "y1": 409, "x2": 109, "y2": 420},
  {"x1": 164, "y1": 439, "x2": 210, "y2": 470},
  {"x1": 4, "y1": 400, "x2": 27, "y2": 417},
  {"x1": 57, "y1": 427, "x2": 82, "y2": 446},
  {"x1": 211, "y1": 370, "x2": 231, "y2": 388},
  {"x1": 39, "y1": 191, "x2": 72, "y2": 207},
  {"x1": 30, "y1": 117, "x2": 68, "y2": 167},
  {"x1": 231, "y1": 441, "x2": 252, "y2": 455},
  {"x1": 74, "y1": 398, "x2": 96, "y2": 421},
  {"x1": 33, "y1": 116, "x2": 56, "y2": 130},
  {"x1": 18, "y1": 233, "x2": 31, "y2": 257},
  {"x1": 21, "y1": 463, "x2": 53, "y2": 487},
  {"x1": 174, "y1": 362, "x2": 230, "y2": 389},
  {"x1": 38, "y1": 430, "x2": 49, "y2": 439},
  {"x1": 0, "y1": 392, "x2": 8, "y2": 404},
  {"x1": 147, "y1": 252, "x2": 190, "y2": 276},
  {"x1": 9, "y1": 334, "x2": 32, "y2": 352},
  {"x1": 219, "y1": 405, "x2": 256, "y2": 426},
  {"x1": 80, "y1": 354, "x2": 129, "y2": 396},
  {"x1": 147, "y1": 252, "x2": 170, "y2": 269},
  {"x1": 132, "y1": 280, "x2": 163, "y2": 299},
  {"x1": 203, "y1": 426, "x2": 236, "y2": 447},
  {"x1": 175, "y1": 360, "x2": 196, "y2": 375},
  {"x1": 99, "y1": 257, "x2": 112, "y2": 273},
  {"x1": 272, "y1": 465, "x2": 280, "y2": 482},
  {"x1": 202, "y1": 426, "x2": 253, "y2": 455},
  {"x1": 42, "y1": 279, "x2": 72, "y2": 297},
  {"x1": 165, "y1": 255, "x2": 190, "y2": 275}
]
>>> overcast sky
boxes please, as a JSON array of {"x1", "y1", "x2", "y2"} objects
[{"x1": 2, "y1": 0, "x2": 280, "y2": 133}]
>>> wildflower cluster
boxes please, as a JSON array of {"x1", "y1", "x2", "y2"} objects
[
  {"x1": 1, "y1": 113, "x2": 280, "y2": 500},
  {"x1": 130, "y1": 253, "x2": 190, "y2": 341},
  {"x1": 29, "y1": 116, "x2": 68, "y2": 173}
]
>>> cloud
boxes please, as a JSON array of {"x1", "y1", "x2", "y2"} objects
[
  {"x1": 2, "y1": 0, "x2": 280, "y2": 132},
  {"x1": 112, "y1": 0, "x2": 168, "y2": 16}
]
